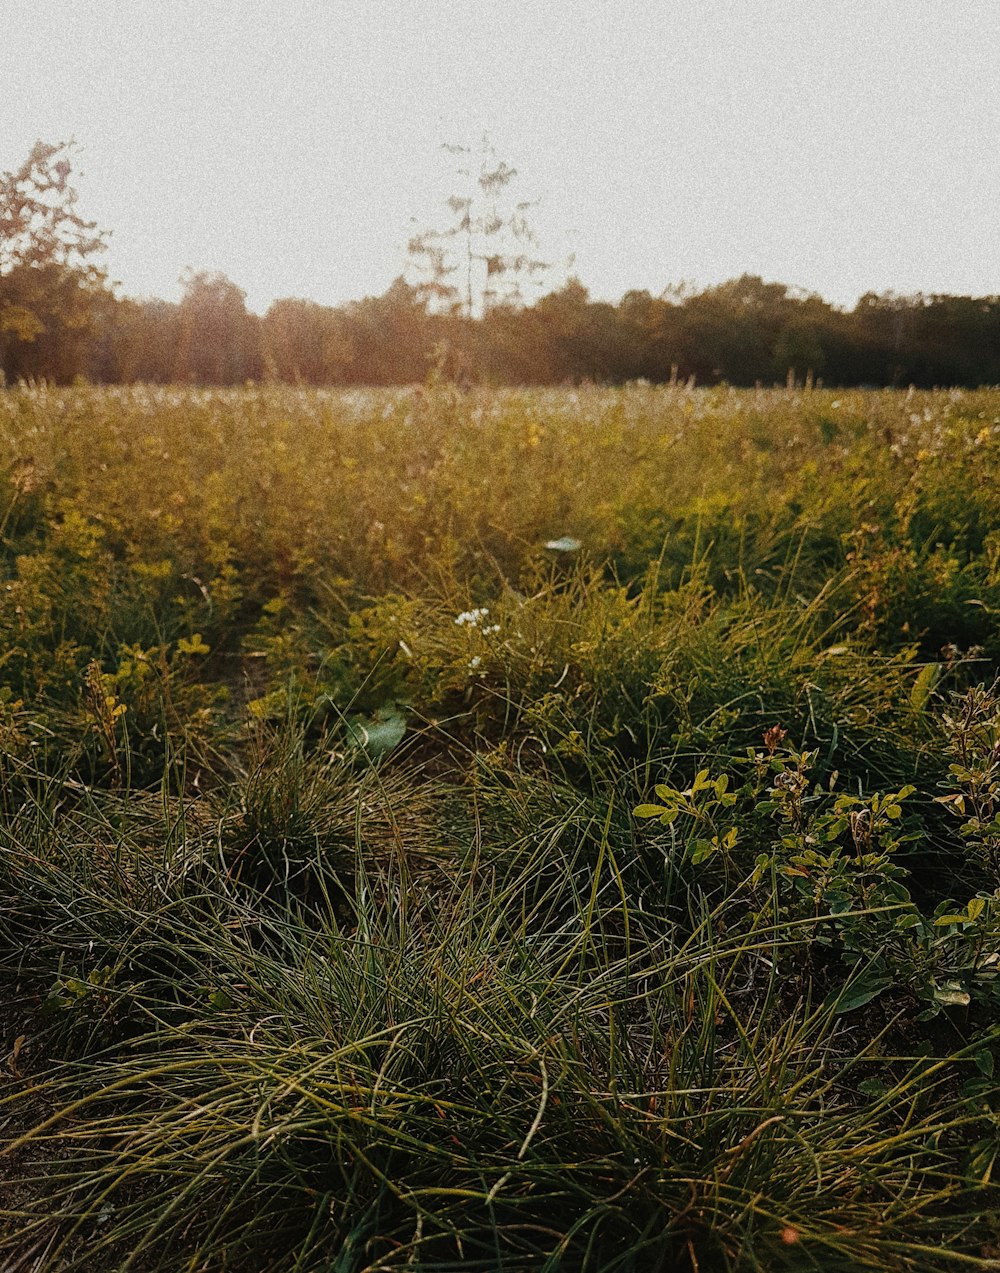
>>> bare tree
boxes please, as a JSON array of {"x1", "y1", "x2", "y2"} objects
[{"x1": 407, "y1": 135, "x2": 549, "y2": 319}]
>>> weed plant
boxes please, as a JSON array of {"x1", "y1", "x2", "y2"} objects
[{"x1": 2, "y1": 384, "x2": 1000, "y2": 1269}]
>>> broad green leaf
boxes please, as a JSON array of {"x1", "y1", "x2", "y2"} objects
[
  {"x1": 345, "y1": 705, "x2": 407, "y2": 758},
  {"x1": 833, "y1": 977, "x2": 892, "y2": 1014},
  {"x1": 933, "y1": 981, "x2": 971, "y2": 1008},
  {"x1": 967, "y1": 897, "x2": 986, "y2": 922},
  {"x1": 909, "y1": 662, "x2": 940, "y2": 713}
]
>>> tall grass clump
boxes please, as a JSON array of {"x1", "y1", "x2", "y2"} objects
[{"x1": 3, "y1": 761, "x2": 997, "y2": 1271}]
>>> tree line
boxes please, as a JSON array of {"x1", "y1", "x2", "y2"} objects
[{"x1": 4, "y1": 142, "x2": 1000, "y2": 389}]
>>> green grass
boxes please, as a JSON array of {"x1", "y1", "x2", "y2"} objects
[{"x1": 1, "y1": 383, "x2": 1000, "y2": 1269}]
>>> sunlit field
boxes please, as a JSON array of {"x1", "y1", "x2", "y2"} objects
[{"x1": 2, "y1": 383, "x2": 1000, "y2": 1270}]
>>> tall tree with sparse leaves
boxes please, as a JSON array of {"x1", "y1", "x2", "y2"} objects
[
  {"x1": 407, "y1": 136, "x2": 549, "y2": 319},
  {"x1": 0, "y1": 140, "x2": 109, "y2": 381}
]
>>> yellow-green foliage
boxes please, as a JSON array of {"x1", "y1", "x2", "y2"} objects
[
  {"x1": 4, "y1": 385, "x2": 1000, "y2": 1271},
  {"x1": 2, "y1": 383, "x2": 1000, "y2": 601},
  {"x1": 2, "y1": 382, "x2": 1000, "y2": 768}
]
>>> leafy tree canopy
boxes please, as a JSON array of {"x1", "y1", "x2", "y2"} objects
[{"x1": 0, "y1": 140, "x2": 108, "y2": 345}]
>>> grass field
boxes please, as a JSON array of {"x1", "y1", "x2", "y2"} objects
[{"x1": 1, "y1": 382, "x2": 1000, "y2": 1270}]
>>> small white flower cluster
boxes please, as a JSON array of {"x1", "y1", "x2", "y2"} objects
[
  {"x1": 455, "y1": 607, "x2": 489, "y2": 626},
  {"x1": 455, "y1": 608, "x2": 500, "y2": 634}
]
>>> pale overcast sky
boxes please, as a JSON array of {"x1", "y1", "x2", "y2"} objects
[{"x1": 4, "y1": 0, "x2": 998, "y2": 313}]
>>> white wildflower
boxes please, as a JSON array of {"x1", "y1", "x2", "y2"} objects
[{"x1": 455, "y1": 607, "x2": 490, "y2": 627}]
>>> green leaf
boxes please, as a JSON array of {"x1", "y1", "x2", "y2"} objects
[
  {"x1": 176, "y1": 632, "x2": 211, "y2": 656},
  {"x1": 933, "y1": 914, "x2": 968, "y2": 927},
  {"x1": 967, "y1": 897, "x2": 986, "y2": 922},
  {"x1": 969, "y1": 1138, "x2": 997, "y2": 1184},
  {"x1": 634, "y1": 804, "x2": 666, "y2": 819},
  {"x1": 909, "y1": 663, "x2": 940, "y2": 713},
  {"x1": 833, "y1": 976, "x2": 892, "y2": 1014},
  {"x1": 751, "y1": 852, "x2": 771, "y2": 884},
  {"x1": 975, "y1": 1048, "x2": 995, "y2": 1077},
  {"x1": 247, "y1": 688, "x2": 287, "y2": 722},
  {"x1": 933, "y1": 981, "x2": 970, "y2": 1008},
  {"x1": 345, "y1": 705, "x2": 407, "y2": 758}
]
